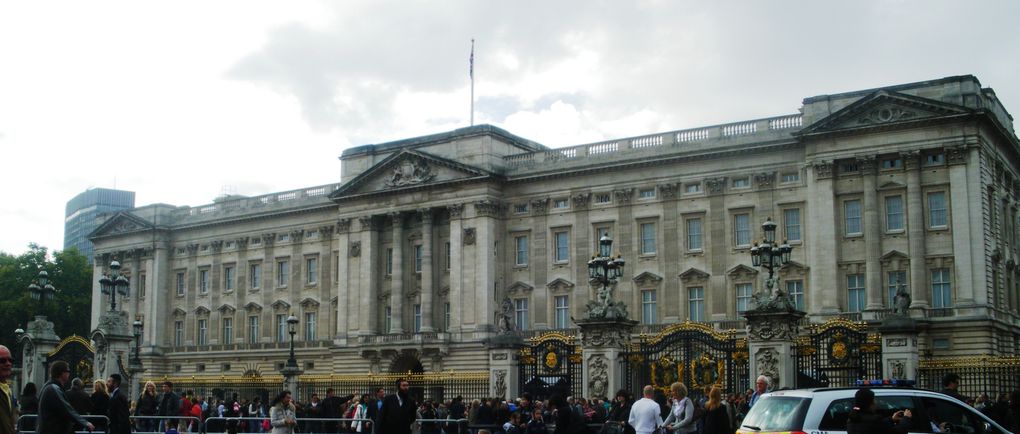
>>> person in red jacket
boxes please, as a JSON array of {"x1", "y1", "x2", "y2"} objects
[{"x1": 179, "y1": 391, "x2": 194, "y2": 432}]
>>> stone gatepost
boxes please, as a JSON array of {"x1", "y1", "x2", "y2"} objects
[
  {"x1": 879, "y1": 314, "x2": 920, "y2": 381},
  {"x1": 17, "y1": 316, "x2": 61, "y2": 391},
  {"x1": 487, "y1": 334, "x2": 523, "y2": 400},
  {"x1": 281, "y1": 365, "x2": 304, "y2": 401},
  {"x1": 576, "y1": 318, "x2": 638, "y2": 400},
  {"x1": 91, "y1": 310, "x2": 135, "y2": 387},
  {"x1": 743, "y1": 307, "x2": 805, "y2": 390}
]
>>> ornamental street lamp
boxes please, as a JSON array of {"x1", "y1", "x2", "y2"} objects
[
  {"x1": 285, "y1": 314, "x2": 299, "y2": 369},
  {"x1": 28, "y1": 270, "x2": 56, "y2": 313},
  {"x1": 131, "y1": 320, "x2": 143, "y2": 366},
  {"x1": 99, "y1": 260, "x2": 130, "y2": 311},
  {"x1": 585, "y1": 233, "x2": 626, "y2": 319},
  {"x1": 749, "y1": 217, "x2": 794, "y2": 308}
]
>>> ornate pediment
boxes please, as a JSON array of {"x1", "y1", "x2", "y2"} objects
[
  {"x1": 299, "y1": 297, "x2": 320, "y2": 310},
  {"x1": 726, "y1": 264, "x2": 759, "y2": 281},
  {"x1": 194, "y1": 306, "x2": 211, "y2": 316},
  {"x1": 217, "y1": 304, "x2": 236, "y2": 315},
  {"x1": 546, "y1": 278, "x2": 575, "y2": 293},
  {"x1": 779, "y1": 261, "x2": 809, "y2": 278},
  {"x1": 880, "y1": 250, "x2": 910, "y2": 268},
  {"x1": 506, "y1": 281, "x2": 534, "y2": 296},
  {"x1": 271, "y1": 300, "x2": 291, "y2": 311},
  {"x1": 632, "y1": 271, "x2": 663, "y2": 287},
  {"x1": 799, "y1": 90, "x2": 972, "y2": 136},
  {"x1": 89, "y1": 212, "x2": 155, "y2": 239},
  {"x1": 244, "y1": 302, "x2": 263, "y2": 313},
  {"x1": 679, "y1": 267, "x2": 711, "y2": 283},
  {"x1": 330, "y1": 150, "x2": 497, "y2": 200},
  {"x1": 878, "y1": 180, "x2": 907, "y2": 190},
  {"x1": 172, "y1": 308, "x2": 187, "y2": 318}
]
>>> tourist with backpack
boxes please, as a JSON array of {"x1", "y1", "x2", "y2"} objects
[{"x1": 661, "y1": 383, "x2": 696, "y2": 433}]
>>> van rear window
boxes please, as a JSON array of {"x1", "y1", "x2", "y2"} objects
[{"x1": 739, "y1": 396, "x2": 811, "y2": 432}]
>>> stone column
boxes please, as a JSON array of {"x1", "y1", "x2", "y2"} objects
[
  {"x1": 948, "y1": 146, "x2": 978, "y2": 307},
  {"x1": 335, "y1": 219, "x2": 352, "y2": 344},
  {"x1": 358, "y1": 216, "x2": 380, "y2": 336},
  {"x1": 91, "y1": 310, "x2": 134, "y2": 387},
  {"x1": 903, "y1": 151, "x2": 930, "y2": 309},
  {"x1": 808, "y1": 161, "x2": 840, "y2": 313},
  {"x1": 576, "y1": 318, "x2": 638, "y2": 400},
  {"x1": 743, "y1": 308, "x2": 805, "y2": 390},
  {"x1": 448, "y1": 204, "x2": 465, "y2": 334},
  {"x1": 390, "y1": 212, "x2": 405, "y2": 334},
  {"x1": 16, "y1": 316, "x2": 61, "y2": 391},
  {"x1": 473, "y1": 200, "x2": 501, "y2": 332},
  {"x1": 879, "y1": 314, "x2": 919, "y2": 381},
  {"x1": 861, "y1": 157, "x2": 885, "y2": 312},
  {"x1": 420, "y1": 208, "x2": 435, "y2": 332}
]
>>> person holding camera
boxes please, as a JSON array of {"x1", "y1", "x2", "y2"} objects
[{"x1": 846, "y1": 388, "x2": 912, "y2": 434}]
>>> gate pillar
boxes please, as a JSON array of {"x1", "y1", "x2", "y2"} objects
[
  {"x1": 744, "y1": 308, "x2": 805, "y2": 390},
  {"x1": 879, "y1": 314, "x2": 919, "y2": 381},
  {"x1": 577, "y1": 318, "x2": 637, "y2": 400},
  {"x1": 91, "y1": 310, "x2": 134, "y2": 387},
  {"x1": 488, "y1": 334, "x2": 523, "y2": 400},
  {"x1": 16, "y1": 316, "x2": 61, "y2": 392}
]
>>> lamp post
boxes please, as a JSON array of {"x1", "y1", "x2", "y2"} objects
[
  {"x1": 585, "y1": 233, "x2": 626, "y2": 319},
  {"x1": 748, "y1": 217, "x2": 794, "y2": 309},
  {"x1": 131, "y1": 320, "x2": 143, "y2": 366},
  {"x1": 28, "y1": 270, "x2": 57, "y2": 313},
  {"x1": 285, "y1": 314, "x2": 299, "y2": 369},
  {"x1": 98, "y1": 260, "x2": 130, "y2": 311}
]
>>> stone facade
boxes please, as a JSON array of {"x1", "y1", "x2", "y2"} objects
[{"x1": 90, "y1": 75, "x2": 1020, "y2": 379}]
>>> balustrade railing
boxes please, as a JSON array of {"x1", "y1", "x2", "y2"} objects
[{"x1": 504, "y1": 114, "x2": 803, "y2": 168}]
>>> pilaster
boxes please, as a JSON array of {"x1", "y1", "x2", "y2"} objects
[
  {"x1": 448, "y1": 204, "x2": 465, "y2": 334},
  {"x1": 390, "y1": 212, "x2": 405, "y2": 334},
  {"x1": 861, "y1": 156, "x2": 884, "y2": 312},
  {"x1": 358, "y1": 216, "x2": 380, "y2": 336},
  {"x1": 903, "y1": 150, "x2": 930, "y2": 309},
  {"x1": 808, "y1": 160, "x2": 839, "y2": 313},
  {"x1": 420, "y1": 209, "x2": 435, "y2": 332}
]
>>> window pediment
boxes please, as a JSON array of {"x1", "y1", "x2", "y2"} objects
[
  {"x1": 217, "y1": 304, "x2": 236, "y2": 315},
  {"x1": 194, "y1": 306, "x2": 210, "y2": 316},
  {"x1": 679, "y1": 267, "x2": 711, "y2": 284},
  {"x1": 632, "y1": 271, "x2": 663, "y2": 287},
  {"x1": 172, "y1": 308, "x2": 187, "y2": 319},
  {"x1": 506, "y1": 281, "x2": 534, "y2": 296},
  {"x1": 546, "y1": 278, "x2": 575, "y2": 293},
  {"x1": 271, "y1": 300, "x2": 291, "y2": 311},
  {"x1": 244, "y1": 302, "x2": 263, "y2": 313},
  {"x1": 726, "y1": 264, "x2": 758, "y2": 281},
  {"x1": 300, "y1": 297, "x2": 320, "y2": 310}
]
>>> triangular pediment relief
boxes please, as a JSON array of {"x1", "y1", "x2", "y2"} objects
[
  {"x1": 726, "y1": 264, "x2": 759, "y2": 281},
  {"x1": 244, "y1": 302, "x2": 263, "y2": 313},
  {"x1": 780, "y1": 260, "x2": 808, "y2": 272},
  {"x1": 172, "y1": 308, "x2": 187, "y2": 318},
  {"x1": 880, "y1": 250, "x2": 910, "y2": 268},
  {"x1": 632, "y1": 271, "x2": 663, "y2": 287},
  {"x1": 881, "y1": 250, "x2": 909, "y2": 261},
  {"x1": 546, "y1": 278, "x2": 575, "y2": 293},
  {"x1": 330, "y1": 150, "x2": 497, "y2": 200},
  {"x1": 799, "y1": 90, "x2": 971, "y2": 136},
  {"x1": 878, "y1": 180, "x2": 907, "y2": 190},
  {"x1": 506, "y1": 281, "x2": 534, "y2": 296},
  {"x1": 89, "y1": 212, "x2": 155, "y2": 239},
  {"x1": 299, "y1": 297, "x2": 320, "y2": 309},
  {"x1": 679, "y1": 267, "x2": 711, "y2": 283},
  {"x1": 194, "y1": 306, "x2": 211, "y2": 316},
  {"x1": 217, "y1": 304, "x2": 236, "y2": 315},
  {"x1": 271, "y1": 300, "x2": 291, "y2": 311},
  {"x1": 779, "y1": 261, "x2": 809, "y2": 278}
]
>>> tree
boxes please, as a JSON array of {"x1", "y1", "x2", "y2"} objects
[{"x1": 0, "y1": 244, "x2": 92, "y2": 351}]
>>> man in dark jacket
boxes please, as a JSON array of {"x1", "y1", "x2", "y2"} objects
[
  {"x1": 157, "y1": 381, "x2": 181, "y2": 432},
  {"x1": 378, "y1": 379, "x2": 417, "y2": 434},
  {"x1": 36, "y1": 361, "x2": 94, "y2": 434},
  {"x1": 846, "y1": 388, "x2": 912, "y2": 434},
  {"x1": 107, "y1": 374, "x2": 131, "y2": 434},
  {"x1": 366, "y1": 387, "x2": 385, "y2": 433},
  {"x1": 66, "y1": 378, "x2": 93, "y2": 415}
]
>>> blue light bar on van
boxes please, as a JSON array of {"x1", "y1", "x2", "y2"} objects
[{"x1": 855, "y1": 379, "x2": 916, "y2": 387}]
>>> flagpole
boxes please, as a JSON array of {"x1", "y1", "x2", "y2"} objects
[{"x1": 470, "y1": 38, "x2": 475, "y2": 126}]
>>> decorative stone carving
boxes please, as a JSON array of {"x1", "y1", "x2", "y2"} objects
[
  {"x1": 857, "y1": 156, "x2": 877, "y2": 174},
  {"x1": 890, "y1": 359, "x2": 906, "y2": 379},
  {"x1": 186, "y1": 243, "x2": 200, "y2": 255},
  {"x1": 579, "y1": 324, "x2": 632, "y2": 348},
  {"x1": 631, "y1": 272, "x2": 663, "y2": 287},
  {"x1": 349, "y1": 241, "x2": 361, "y2": 257},
  {"x1": 947, "y1": 146, "x2": 968, "y2": 165},
  {"x1": 210, "y1": 240, "x2": 223, "y2": 252},
  {"x1": 235, "y1": 237, "x2": 249, "y2": 249},
  {"x1": 588, "y1": 355, "x2": 609, "y2": 399},
  {"x1": 290, "y1": 230, "x2": 304, "y2": 242},
  {"x1": 261, "y1": 233, "x2": 275, "y2": 246},
  {"x1": 572, "y1": 193, "x2": 591, "y2": 209},
  {"x1": 530, "y1": 198, "x2": 549, "y2": 215},
  {"x1": 546, "y1": 278, "x2": 575, "y2": 294},
  {"x1": 336, "y1": 218, "x2": 352, "y2": 234},
  {"x1": 23, "y1": 339, "x2": 33, "y2": 380},
  {"x1": 358, "y1": 216, "x2": 375, "y2": 232},
  {"x1": 705, "y1": 177, "x2": 727, "y2": 194},
  {"x1": 110, "y1": 219, "x2": 142, "y2": 234},
  {"x1": 900, "y1": 150, "x2": 921, "y2": 170},
  {"x1": 506, "y1": 282, "x2": 535, "y2": 296},
  {"x1": 679, "y1": 268, "x2": 711, "y2": 284},
  {"x1": 496, "y1": 296, "x2": 515, "y2": 334},
  {"x1": 94, "y1": 334, "x2": 109, "y2": 380},
  {"x1": 474, "y1": 200, "x2": 502, "y2": 217},
  {"x1": 813, "y1": 161, "x2": 834, "y2": 179},
  {"x1": 745, "y1": 314, "x2": 799, "y2": 340},
  {"x1": 493, "y1": 370, "x2": 507, "y2": 399},
  {"x1": 447, "y1": 203, "x2": 464, "y2": 219},
  {"x1": 613, "y1": 188, "x2": 634, "y2": 203},
  {"x1": 463, "y1": 228, "x2": 476, "y2": 245},
  {"x1": 389, "y1": 212, "x2": 403, "y2": 228},
  {"x1": 857, "y1": 107, "x2": 916, "y2": 125},
  {"x1": 385, "y1": 156, "x2": 436, "y2": 187},
  {"x1": 492, "y1": 353, "x2": 508, "y2": 360},
  {"x1": 755, "y1": 348, "x2": 780, "y2": 387},
  {"x1": 754, "y1": 172, "x2": 775, "y2": 189},
  {"x1": 319, "y1": 225, "x2": 335, "y2": 238},
  {"x1": 418, "y1": 208, "x2": 433, "y2": 223},
  {"x1": 893, "y1": 287, "x2": 912, "y2": 315},
  {"x1": 658, "y1": 183, "x2": 678, "y2": 199}
]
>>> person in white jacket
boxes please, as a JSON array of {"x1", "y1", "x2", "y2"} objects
[
  {"x1": 628, "y1": 386, "x2": 664, "y2": 434},
  {"x1": 269, "y1": 390, "x2": 297, "y2": 434},
  {"x1": 661, "y1": 383, "x2": 696, "y2": 433}
]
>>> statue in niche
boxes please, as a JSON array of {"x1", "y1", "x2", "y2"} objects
[{"x1": 496, "y1": 296, "x2": 515, "y2": 334}]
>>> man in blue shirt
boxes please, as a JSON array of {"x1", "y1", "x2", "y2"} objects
[{"x1": 749, "y1": 375, "x2": 770, "y2": 409}]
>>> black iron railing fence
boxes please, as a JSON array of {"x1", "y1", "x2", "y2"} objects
[{"x1": 917, "y1": 356, "x2": 1020, "y2": 399}]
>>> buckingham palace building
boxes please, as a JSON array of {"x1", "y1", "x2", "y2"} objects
[{"x1": 89, "y1": 75, "x2": 1020, "y2": 385}]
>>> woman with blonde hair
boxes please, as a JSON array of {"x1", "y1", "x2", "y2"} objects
[
  {"x1": 91, "y1": 380, "x2": 110, "y2": 431},
  {"x1": 661, "y1": 382, "x2": 695, "y2": 433},
  {"x1": 700, "y1": 386, "x2": 731, "y2": 434},
  {"x1": 136, "y1": 380, "x2": 159, "y2": 432}
]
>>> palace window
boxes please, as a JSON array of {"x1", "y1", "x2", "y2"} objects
[
  {"x1": 932, "y1": 268, "x2": 952, "y2": 308},
  {"x1": 445, "y1": 242, "x2": 451, "y2": 271},
  {"x1": 786, "y1": 280, "x2": 804, "y2": 311},
  {"x1": 888, "y1": 271, "x2": 906, "y2": 307},
  {"x1": 736, "y1": 283, "x2": 753, "y2": 313},
  {"x1": 594, "y1": 193, "x2": 611, "y2": 205},
  {"x1": 734, "y1": 213, "x2": 751, "y2": 247},
  {"x1": 276, "y1": 314, "x2": 286, "y2": 342},
  {"x1": 276, "y1": 260, "x2": 289, "y2": 287},
  {"x1": 688, "y1": 287, "x2": 704, "y2": 322},
  {"x1": 554, "y1": 296, "x2": 569, "y2": 329},
  {"x1": 250, "y1": 263, "x2": 261, "y2": 289},
  {"x1": 781, "y1": 172, "x2": 800, "y2": 183},
  {"x1": 554, "y1": 231, "x2": 570, "y2": 263},
  {"x1": 224, "y1": 266, "x2": 234, "y2": 292},
  {"x1": 197, "y1": 319, "x2": 207, "y2": 346},
  {"x1": 882, "y1": 158, "x2": 903, "y2": 170},
  {"x1": 732, "y1": 177, "x2": 750, "y2": 188},
  {"x1": 306, "y1": 257, "x2": 318, "y2": 284},
  {"x1": 553, "y1": 198, "x2": 569, "y2": 209},
  {"x1": 638, "y1": 188, "x2": 656, "y2": 199},
  {"x1": 687, "y1": 218, "x2": 703, "y2": 251},
  {"x1": 845, "y1": 200, "x2": 862, "y2": 235},
  {"x1": 444, "y1": 303, "x2": 451, "y2": 331},
  {"x1": 685, "y1": 183, "x2": 701, "y2": 194},
  {"x1": 199, "y1": 269, "x2": 210, "y2": 294},
  {"x1": 641, "y1": 290, "x2": 657, "y2": 324},
  {"x1": 384, "y1": 307, "x2": 392, "y2": 334},
  {"x1": 138, "y1": 273, "x2": 146, "y2": 298},
  {"x1": 514, "y1": 298, "x2": 529, "y2": 331},
  {"x1": 925, "y1": 153, "x2": 945, "y2": 166},
  {"x1": 928, "y1": 192, "x2": 948, "y2": 228},
  {"x1": 515, "y1": 235, "x2": 529, "y2": 266},
  {"x1": 514, "y1": 203, "x2": 529, "y2": 214},
  {"x1": 413, "y1": 304, "x2": 422, "y2": 333},
  {"x1": 847, "y1": 274, "x2": 865, "y2": 312},
  {"x1": 885, "y1": 196, "x2": 904, "y2": 232},
  {"x1": 640, "y1": 222, "x2": 656, "y2": 255},
  {"x1": 174, "y1": 321, "x2": 183, "y2": 346},
  {"x1": 222, "y1": 317, "x2": 233, "y2": 344},
  {"x1": 248, "y1": 315, "x2": 259, "y2": 344},
  {"x1": 304, "y1": 312, "x2": 317, "y2": 341},
  {"x1": 176, "y1": 272, "x2": 186, "y2": 296},
  {"x1": 385, "y1": 248, "x2": 393, "y2": 276},
  {"x1": 784, "y1": 208, "x2": 801, "y2": 242},
  {"x1": 414, "y1": 244, "x2": 424, "y2": 273}
]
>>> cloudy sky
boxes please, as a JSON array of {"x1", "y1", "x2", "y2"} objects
[{"x1": 2, "y1": 0, "x2": 1019, "y2": 255}]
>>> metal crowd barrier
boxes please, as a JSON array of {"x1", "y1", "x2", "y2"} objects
[
  {"x1": 204, "y1": 416, "x2": 376, "y2": 434},
  {"x1": 16, "y1": 414, "x2": 110, "y2": 434},
  {"x1": 126, "y1": 415, "x2": 202, "y2": 434}
]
